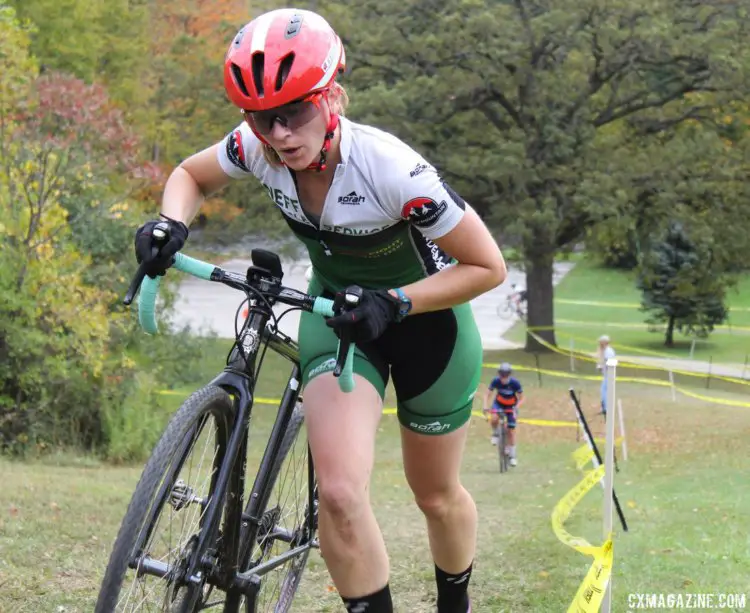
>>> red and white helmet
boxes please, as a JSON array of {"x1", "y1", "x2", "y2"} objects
[{"x1": 224, "y1": 9, "x2": 346, "y2": 112}]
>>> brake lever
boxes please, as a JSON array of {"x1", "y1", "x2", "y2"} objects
[
  {"x1": 333, "y1": 286, "x2": 363, "y2": 378},
  {"x1": 123, "y1": 222, "x2": 170, "y2": 306},
  {"x1": 333, "y1": 329, "x2": 351, "y2": 378}
]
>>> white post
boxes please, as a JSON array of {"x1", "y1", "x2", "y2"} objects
[
  {"x1": 569, "y1": 337, "x2": 575, "y2": 372},
  {"x1": 617, "y1": 398, "x2": 628, "y2": 462},
  {"x1": 668, "y1": 370, "x2": 676, "y2": 402},
  {"x1": 602, "y1": 358, "x2": 618, "y2": 613},
  {"x1": 689, "y1": 338, "x2": 696, "y2": 359}
]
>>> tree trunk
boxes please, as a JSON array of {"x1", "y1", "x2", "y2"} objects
[
  {"x1": 524, "y1": 250, "x2": 557, "y2": 352},
  {"x1": 665, "y1": 315, "x2": 675, "y2": 347}
]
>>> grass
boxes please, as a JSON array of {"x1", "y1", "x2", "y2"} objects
[
  {"x1": 505, "y1": 259, "x2": 750, "y2": 366},
  {"x1": 2, "y1": 344, "x2": 750, "y2": 612}
]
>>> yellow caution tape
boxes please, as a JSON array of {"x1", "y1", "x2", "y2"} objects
[
  {"x1": 157, "y1": 392, "x2": 584, "y2": 425},
  {"x1": 551, "y1": 445, "x2": 614, "y2": 613},
  {"x1": 555, "y1": 317, "x2": 750, "y2": 332},
  {"x1": 530, "y1": 325, "x2": 750, "y2": 386},
  {"x1": 516, "y1": 328, "x2": 750, "y2": 387},
  {"x1": 568, "y1": 539, "x2": 614, "y2": 613},
  {"x1": 484, "y1": 359, "x2": 750, "y2": 408},
  {"x1": 572, "y1": 445, "x2": 596, "y2": 470},
  {"x1": 674, "y1": 387, "x2": 750, "y2": 408},
  {"x1": 555, "y1": 297, "x2": 750, "y2": 313},
  {"x1": 555, "y1": 298, "x2": 640, "y2": 308},
  {"x1": 551, "y1": 462, "x2": 606, "y2": 556},
  {"x1": 519, "y1": 417, "x2": 578, "y2": 428}
]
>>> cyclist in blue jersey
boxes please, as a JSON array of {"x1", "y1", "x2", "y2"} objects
[{"x1": 483, "y1": 363, "x2": 524, "y2": 466}]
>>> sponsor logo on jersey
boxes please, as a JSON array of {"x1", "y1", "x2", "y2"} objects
[
  {"x1": 409, "y1": 163, "x2": 429, "y2": 177},
  {"x1": 308, "y1": 358, "x2": 337, "y2": 378},
  {"x1": 320, "y1": 223, "x2": 392, "y2": 236},
  {"x1": 425, "y1": 238, "x2": 451, "y2": 270},
  {"x1": 226, "y1": 129, "x2": 249, "y2": 172},
  {"x1": 410, "y1": 420, "x2": 450, "y2": 433},
  {"x1": 401, "y1": 197, "x2": 448, "y2": 228},
  {"x1": 261, "y1": 182, "x2": 306, "y2": 219},
  {"x1": 337, "y1": 190, "x2": 365, "y2": 205}
]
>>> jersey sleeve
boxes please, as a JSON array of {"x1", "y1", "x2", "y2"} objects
[
  {"x1": 488, "y1": 377, "x2": 500, "y2": 391},
  {"x1": 513, "y1": 378, "x2": 524, "y2": 394},
  {"x1": 380, "y1": 152, "x2": 467, "y2": 241},
  {"x1": 217, "y1": 121, "x2": 261, "y2": 179}
]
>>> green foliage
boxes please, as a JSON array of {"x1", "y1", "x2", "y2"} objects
[
  {"x1": 101, "y1": 371, "x2": 166, "y2": 463},
  {"x1": 0, "y1": 5, "x2": 38, "y2": 113},
  {"x1": 7, "y1": 0, "x2": 151, "y2": 106},
  {"x1": 325, "y1": 0, "x2": 750, "y2": 348},
  {"x1": 637, "y1": 221, "x2": 730, "y2": 347}
]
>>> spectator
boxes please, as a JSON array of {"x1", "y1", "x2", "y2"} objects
[{"x1": 597, "y1": 335, "x2": 616, "y2": 415}]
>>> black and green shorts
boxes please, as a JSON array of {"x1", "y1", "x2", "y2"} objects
[{"x1": 299, "y1": 282, "x2": 483, "y2": 435}]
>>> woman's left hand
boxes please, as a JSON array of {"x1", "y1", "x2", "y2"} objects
[{"x1": 325, "y1": 287, "x2": 401, "y2": 343}]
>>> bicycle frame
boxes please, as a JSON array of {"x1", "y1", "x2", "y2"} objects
[{"x1": 128, "y1": 278, "x2": 318, "y2": 611}]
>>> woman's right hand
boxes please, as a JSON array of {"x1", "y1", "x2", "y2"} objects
[{"x1": 134, "y1": 217, "x2": 189, "y2": 278}]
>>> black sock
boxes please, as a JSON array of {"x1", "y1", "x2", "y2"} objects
[
  {"x1": 341, "y1": 584, "x2": 393, "y2": 613},
  {"x1": 435, "y1": 562, "x2": 472, "y2": 613}
]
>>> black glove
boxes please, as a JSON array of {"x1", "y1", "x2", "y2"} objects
[
  {"x1": 325, "y1": 287, "x2": 401, "y2": 343},
  {"x1": 134, "y1": 217, "x2": 189, "y2": 278}
]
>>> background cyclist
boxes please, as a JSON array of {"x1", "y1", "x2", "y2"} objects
[{"x1": 483, "y1": 363, "x2": 524, "y2": 466}]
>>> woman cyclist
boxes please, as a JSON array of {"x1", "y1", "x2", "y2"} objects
[{"x1": 133, "y1": 9, "x2": 507, "y2": 613}]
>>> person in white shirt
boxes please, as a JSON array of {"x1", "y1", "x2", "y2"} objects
[{"x1": 597, "y1": 335, "x2": 616, "y2": 415}]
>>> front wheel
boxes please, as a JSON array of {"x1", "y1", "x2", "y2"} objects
[
  {"x1": 242, "y1": 402, "x2": 315, "y2": 613},
  {"x1": 499, "y1": 423, "x2": 508, "y2": 474},
  {"x1": 496, "y1": 299, "x2": 513, "y2": 319},
  {"x1": 95, "y1": 385, "x2": 234, "y2": 612}
]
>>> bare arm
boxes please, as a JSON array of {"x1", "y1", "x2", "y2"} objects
[
  {"x1": 484, "y1": 386, "x2": 496, "y2": 411},
  {"x1": 516, "y1": 391, "x2": 525, "y2": 408},
  {"x1": 160, "y1": 144, "x2": 233, "y2": 225},
  {"x1": 393, "y1": 206, "x2": 507, "y2": 314}
]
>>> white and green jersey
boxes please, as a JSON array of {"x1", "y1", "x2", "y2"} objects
[{"x1": 217, "y1": 116, "x2": 467, "y2": 291}]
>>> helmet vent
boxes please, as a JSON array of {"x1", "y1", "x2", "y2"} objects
[
  {"x1": 230, "y1": 63, "x2": 251, "y2": 97},
  {"x1": 275, "y1": 53, "x2": 295, "y2": 92},
  {"x1": 251, "y1": 52, "x2": 265, "y2": 97}
]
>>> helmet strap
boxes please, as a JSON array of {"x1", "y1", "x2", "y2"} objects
[{"x1": 307, "y1": 90, "x2": 339, "y2": 173}]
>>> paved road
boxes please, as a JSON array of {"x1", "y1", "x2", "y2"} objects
[
  {"x1": 617, "y1": 355, "x2": 749, "y2": 380},
  {"x1": 168, "y1": 258, "x2": 576, "y2": 350},
  {"x1": 166, "y1": 257, "x2": 749, "y2": 381}
]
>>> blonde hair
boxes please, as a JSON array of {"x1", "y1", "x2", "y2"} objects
[{"x1": 260, "y1": 82, "x2": 350, "y2": 167}]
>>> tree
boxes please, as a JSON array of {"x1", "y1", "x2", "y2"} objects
[
  {"x1": 7, "y1": 0, "x2": 151, "y2": 105},
  {"x1": 324, "y1": 0, "x2": 750, "y2": 350},
  {"x1": 0, "y1": 61, "x2": 164, "y2": 451},
  {"x1": 637, "y1": 222, "x2": 729, "y2": 347}
]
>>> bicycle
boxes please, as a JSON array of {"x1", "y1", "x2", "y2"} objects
[
  {"x1": 498, "y1": 412, "x2": 509, "y2": 473},
  {"x1": 96, "y1": 230, "x2": 359, "y2": 612},
  {"x1": 496, "y1": 412, "x2": 510, "y2": 474},
  {"x1": 496, "y1": 286, "x2": 527, "y2": 321},
  {"x1": 484, "y1": 409, "x2": 510, "y2": 473}
]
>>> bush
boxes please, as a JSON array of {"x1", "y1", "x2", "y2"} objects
[{"x1": 102, "y1": 370, "x2": 168, "y2": 463}]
